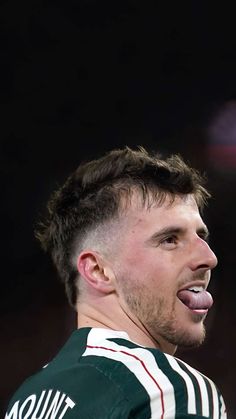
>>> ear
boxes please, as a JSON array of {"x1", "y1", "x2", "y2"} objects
[{"x1": 77, "y1": 250, "x2": 115, "y2": 294}]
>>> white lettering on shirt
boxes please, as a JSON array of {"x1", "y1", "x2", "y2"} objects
[{"x1": 5, "y1": 389, "x2": 76, "y2": 419}]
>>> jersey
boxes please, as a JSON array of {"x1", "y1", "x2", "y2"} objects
[{"x1": 5, "y1": 327, "x2": 227, "y2": 419}]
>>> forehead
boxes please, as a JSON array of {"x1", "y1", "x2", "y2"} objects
[{"x1": 122, "y1": 193, "x2": 204, "y2": 231}]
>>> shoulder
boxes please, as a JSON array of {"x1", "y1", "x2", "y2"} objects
[
  {"x1": 79, "y1": 331, "x2": 227, "y2": 418},
  {"x1": 5, "y1": 364, "x2": 132, "y2": 419},
  {"x1": 4, "y1": 329, "x2": 144, "y2": 419}
]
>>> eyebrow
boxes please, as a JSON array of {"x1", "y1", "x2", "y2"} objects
[{"x1": 146, "y1": 225, "x2": 210, "y2": 245}]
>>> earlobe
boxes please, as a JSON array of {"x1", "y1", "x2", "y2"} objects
[{"x1": 77, "y1": 251, "x2": 115, "y2": 294}]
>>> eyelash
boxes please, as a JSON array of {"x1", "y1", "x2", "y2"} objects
[
  {"x1": 161, "y1": 235, "x2": 178, "y2": 245},
  {"x1": 159, "y1": 233, "x2": 209, "y2": 247}
]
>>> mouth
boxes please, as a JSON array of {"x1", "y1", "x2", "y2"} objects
[{"x1": 177, "y1": 285, "x2": 213, "y2": 313}]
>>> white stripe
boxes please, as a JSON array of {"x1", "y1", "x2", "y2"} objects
[
  {"x1": 219, "y1": 394, "x2": 227, "y2": 419},
  {"x1": 176, "y1": 358, "x2": 209, "y2": 417},
  {"x1": 83, "y1": 328, "x2": 176, "y2": 418},
  {"x1": 165, "y1": 354, "x2": 196, "y2": 415}
]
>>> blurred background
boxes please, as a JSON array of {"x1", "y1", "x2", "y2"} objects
[{"x1": 1, "y1": 1, "x2": 236, "y2": 417}]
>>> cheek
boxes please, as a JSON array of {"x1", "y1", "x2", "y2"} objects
[
  {"x1": 143, "y1": 260, "x2": 178, "y2": 296},
  {"x1": 118, "y1": 246, "x2": 145, "y2": 273},
  {"x1": 117, "y1": 246, "x2": 180, "y2": 292},
  {"x1": 133, "y1": 259, "x2": 174, "y2": 291}
]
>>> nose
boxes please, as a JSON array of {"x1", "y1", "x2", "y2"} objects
[{"x1": 189, "y1": 237, "x2": 218, "y2": 272}]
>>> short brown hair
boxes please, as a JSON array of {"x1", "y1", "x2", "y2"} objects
[{"x1": 35, "y1": 146, "x2": 210, "y2": 307}]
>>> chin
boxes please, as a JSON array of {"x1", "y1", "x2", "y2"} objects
[
  {"x1": 177, "y1": 337, "x2": 205, "y2": 349},
  {"x1": 174, "y1": 328, "x2": 206, "y2": 349},
  {"x1": 162, "y1": 322, "x2": 206, "y2": 349}
]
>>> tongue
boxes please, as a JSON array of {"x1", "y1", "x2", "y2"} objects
[{"x1": 177, "y1": 290, "x2": 213, "y2": 310}]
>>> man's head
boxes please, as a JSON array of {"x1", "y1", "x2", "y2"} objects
[{"x1": 36, "y1": 146, "x2": 217, "y2": 351}]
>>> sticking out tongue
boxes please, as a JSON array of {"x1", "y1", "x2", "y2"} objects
[{"x1": 177, "y1": 289, "x2": 213, "y2": 310}]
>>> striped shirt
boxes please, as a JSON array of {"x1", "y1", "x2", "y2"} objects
[{"x1": 5, "y1": 327, "x2": 227, "y2": 419}]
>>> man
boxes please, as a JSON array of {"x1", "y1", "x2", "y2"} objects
[{"x1": 5, "y1": 147, "x2": 227, "y2": 418}]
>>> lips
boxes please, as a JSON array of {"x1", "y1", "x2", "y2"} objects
[{"x1": 177, "y1": 286, "x2": 213, "y2": 310}]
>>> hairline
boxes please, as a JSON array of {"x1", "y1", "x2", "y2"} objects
[{"x1": 72, "y1": 188, "x2": 202, "y2": 265}]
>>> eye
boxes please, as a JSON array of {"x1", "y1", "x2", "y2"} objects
[{"x1": 160, "y1": 235, "x2": 178, "y2": 249}]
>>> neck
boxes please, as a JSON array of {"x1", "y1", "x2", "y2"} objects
[{"x1": 76, "y1": 300, "x2": 177, "y2": 355}]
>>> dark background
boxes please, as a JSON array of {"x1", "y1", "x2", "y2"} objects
[{"x1": 1, "y1": 1, "x2": 236, "y2": 417}]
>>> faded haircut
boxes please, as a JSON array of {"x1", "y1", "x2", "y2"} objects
[{"x1": 35, "y1": 146, "x2": 210, "y2": 307}]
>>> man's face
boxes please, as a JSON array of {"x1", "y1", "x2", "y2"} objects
[{"x1": 112, "y1": 193, "x2": 217, "y2": 350}]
